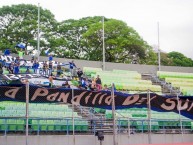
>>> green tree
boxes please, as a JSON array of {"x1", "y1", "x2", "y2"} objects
[
  {"x1": 168, "y1": 51, "x2": 193, "y2": 67},
  {"x1": 54, "y1": 16, "x2": 103, "y2": 58},
  {"x1": 0, "y1": 4, "x2": 57, "y2": 53},
  {"x1": 83, "y1": 18, "x2": 156, "y2": 64}
]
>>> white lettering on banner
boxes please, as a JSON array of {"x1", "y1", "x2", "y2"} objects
[
  {"x1": 0, "y1": 55, "x2": 15, "y2": 62},
  {"x1": 57, "y1": 92, "x2": 70, "y2": 103},
  {"x1": 47, "y1": 92, "x2": 60, "y2": 101},
  {"x1": 72, "y1": 91, "x2": 87, "y2": 105},
  {"x1": 122, "y1": 95, "x2": 139, "y2": 105},
  {"x1": 3, "y1": 74, "x2": 20, "y2": 80},
  {"x1": 161, "y1": 98, "x2": 176, "y2": 110},
  {"x1": 92, "y1": 93, "x2": 102, "y2": 105},
  {"x1": 3, "y1": 74, "x2": 40, "y2": 80},
  {"x1": 31, "y1": 88, "x2": 49, "y2": 101},
  {"x1": 98, "y1": 93, "x2": 107, "y2": 104},
  {"x1": 187, "y1": 102, "x2": 193, "y2": 111},
  {"x1": 4, "y1": 87, "x2": 20, "y2": 99},
  {"x1": 104, "y1": 95, "x2": 113, "y2": 105},
  {"x1": 85, "y1": 92, "x2": 92, "y2": 104},
  {"x1": 177, "y1": 99, "x2": 189, "y2": 110}
]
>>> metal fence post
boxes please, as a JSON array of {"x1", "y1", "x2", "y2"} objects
[
  {"x1": 25, "y1": 82, "x2": 29, "y2": 145},
  {"x1": 176, "y1": 90, "x2": 184, "y2": 142},
  {"x1": 147, "y1": 90, "x2": 152, "y2": 144},
  {"x1": 72, "y1": 89, "x2": 75, "y2": 145},
  {"x1": 111, "y1": 83, "x2": 117, "y2": 145}
]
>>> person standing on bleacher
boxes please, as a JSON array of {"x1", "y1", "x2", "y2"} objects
[
  {"x1": 95, "y1": 75, "x2": 102, "y2": 91},
  {"x1": 69, "y1": 60, "x2": 76, "y2": 77},
  {"x1": 48, "y1": 61, "x2": 53, "y2": 76},
  {"x1": 15, "y1": 48, "x2": 24, "y2": 59},
  {"x1": 77, "y1": 68, "x2": 83, "y2": 80},
  {"x1": 13, "y1": 63, "x2": 20, "y2": 74},
  {"x1": 4, "y1": 49, "x2": 10, "y2": 56}
]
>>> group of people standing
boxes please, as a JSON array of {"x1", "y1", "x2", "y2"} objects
[{"x1": 79, "y1": 75, "x2": 106, "y2": 91}]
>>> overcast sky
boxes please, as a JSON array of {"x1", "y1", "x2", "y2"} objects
[{"x1": 1, "y1": 0, "x2": 193, "y2": 59}]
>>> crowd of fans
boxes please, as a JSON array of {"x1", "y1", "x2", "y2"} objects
[
  {"x1": 77, "y1": 74, "x2": 110, "y2": 91},
  {"x1": 1, "y1": 47, "x2": 111, "y2": 91}
]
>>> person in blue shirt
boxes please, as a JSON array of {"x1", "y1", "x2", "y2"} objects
[
  {"x1": 4, "y1": 49, "x2": 10, "y2": 56},
  {"x1": 33, "y1": 61, "x2": 39, "y2": 74},
  {"x1": 14, "y1": 57, "x2": 20, "y2": 64},
  {"x1": 81, "y1": 78, "x2": 87, "y2": 89},
  {"x1": 48, "y1": 54, "x2": 53, "y2": 61},
  {"x1": 14, "y1": 63, "x2": 20, "y2": 74},
  {"x1": 69, "y1": 60, "x2": 76, "y2": 77}
]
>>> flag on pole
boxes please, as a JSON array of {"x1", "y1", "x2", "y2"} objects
[{"x1": 44, "y1": 48, "x2": 50, "y2": 56}]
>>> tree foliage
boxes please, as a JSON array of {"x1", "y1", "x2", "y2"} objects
[
  {"x1": 0, "y1": 4, "x2": 57, "y2": 53},
  {"x1": 0, "y1": 4, "x2": 192, "y2": 66},
  {"x1": 167, "y1": 51, "x2": 193, "y2": 67}
]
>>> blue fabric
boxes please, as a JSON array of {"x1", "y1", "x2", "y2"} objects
[
  {"x1": 4, "y1": 49, "x2": 10, "y2": 55},
  {"x1": 81, "y1": 80, "x2": 86, "y2": 87},
  {"x1": 16, "y1": 44, "x2": 25, "y2": 49},
  {"x1": 45, "y1": 48, "x2": 50, "y2": 56},
  {"x1": 49, "y1": 56, "x2": 53, "y2": 61},
  {"x1": 69, "y1": 62, "x2": 76, "y2": 69},
  {"x1": 14, "y1": 66, "x2": 19, "y2": 74}
]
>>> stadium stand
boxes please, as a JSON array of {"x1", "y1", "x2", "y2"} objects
[
  {"x1": 157, "y1": 71, "x2": 193, "y2": 96},
  {"x1": 84, "y1": 67, "x2": 162, "y2": 93},
  {"x1": 0, "y1": 101, "x2": 88, "y2": 133},
  {"x1": 0, "y1": 56, "x2": 193, "y2": 138}
]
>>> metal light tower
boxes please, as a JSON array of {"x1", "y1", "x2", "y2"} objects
[
  {"x1": 37, "y1": 3, "x2": 40, "y2": 61},
  {"x1": 102, "y1": 16, "x2": 105, "y2": 70},
  {"x1": 157, "y1": 22, "x2": 161, "y2": 71}
]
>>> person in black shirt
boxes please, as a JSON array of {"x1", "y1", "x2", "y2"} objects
[
  {"x1": 8, "y1": 62, "x2": 14, "y2": 74},
  {"x1": 48, "y1": 61, "x2": 53, "y2": 75},
  {"x1": 77, "y1": 68, "x2": 83, "y2": 80},
  {"x1": 62, "y1": 81, "x2": 71, "y2": 88},
  {"x1": 43, "y1": 61, "x2": 48, "y2": 76},
  {"x1": 95, "y1": 75, "x2": 102, "y2": 91},
  {"x1": 56, "y1": 64, "x2": 62, "y2": 77}
]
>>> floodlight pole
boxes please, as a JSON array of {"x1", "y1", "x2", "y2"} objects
[
  {"x1": 111, "y1": 83, "x2": 117, "y2": 145},
  {"x1": 157, "y1": 22, "x2": 161, "y2": 71},
  {"x1": 25, "y1": 82, "x2": 29, "y2": 145},
  {"x1": 176, "y1": 90, "x2": 184, "y2": 142},
  {"x1": 147, "y1": 90, "x2": 152, "y2": 144},
  {"x1": 102, "y1": 16, "x2": 105, "y2": 70},
  {"x1": 37, "y1": 3, "x2": 40, "y2": 61}
]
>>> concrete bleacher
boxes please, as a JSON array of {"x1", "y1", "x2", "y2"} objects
[
  {"x1": 105, "y1": 108, "x2": 192, "y2": 132},
  {"x1": 157, "y1": 71, "x2": 193, "y2": 96},
  {"x1": 0, "y1": 101, "x2": 88, "y2": 133},
  {"x1": 84, "y1": 67, "x2": 162, "y2": 93}
]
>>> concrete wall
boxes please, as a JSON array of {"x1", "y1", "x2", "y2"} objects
[
  {"x1": 0, "y1": 134, "x2": 193, "y2": 145},
  {"x1": 22, "y1": 55, "x2": 193, "y2": 74}
]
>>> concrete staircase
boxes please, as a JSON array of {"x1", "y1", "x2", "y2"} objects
[
  {"x1": 141, "y1": 73, "x2": 181, "y2": 95},
  {"x1": 68, "y1": 104, "x2": 115, "y2": 134}
]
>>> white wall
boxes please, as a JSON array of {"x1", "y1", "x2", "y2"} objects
[{"x1": 1, "y1": 134, "x2": 193, "y2": 145}]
